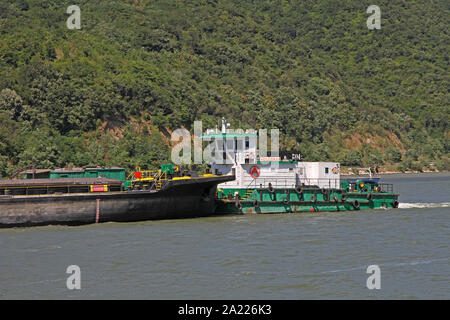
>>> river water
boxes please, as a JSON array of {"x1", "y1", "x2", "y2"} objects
[{"x1": 0, "y1": 173, "x2": 448, "y2": 299}]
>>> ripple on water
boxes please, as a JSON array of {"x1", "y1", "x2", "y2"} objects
[{"x1": 0, "y1": 173, "x2": 449, "y2": 299}]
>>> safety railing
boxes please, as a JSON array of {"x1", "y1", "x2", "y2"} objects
[
  {"x1": 128, "y1": 167, "x2": 169, "y2": 191},
  {"x1": 379, "y1": 183, "x2": 394, "y2": 193},
  {"x1": 155, "y1": 171, "x2": 168, "y2": 191},
  {"x1": 246, "y1": 178, "x2": 341, "y2": 189}
]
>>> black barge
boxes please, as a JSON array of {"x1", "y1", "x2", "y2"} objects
[{"x1": 0, "y1": 175, "x2": 235, "y2": 228}]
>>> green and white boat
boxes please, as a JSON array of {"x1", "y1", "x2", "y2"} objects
[{"x1": 204, "y1": 119, "x2": 399, "y2": 215}]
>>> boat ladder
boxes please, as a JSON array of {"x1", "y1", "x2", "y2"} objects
[{"x1": 241, "y1": 189, "x2": 255, "y2": 200}]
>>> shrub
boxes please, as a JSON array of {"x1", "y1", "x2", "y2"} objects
[{"x1": 384, "y1": 146, "x2": 402, "y2": 163}]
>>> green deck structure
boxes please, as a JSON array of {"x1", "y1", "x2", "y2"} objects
[
  {"x1": 22, "y1": 167, "x2": 126, "y2": 182},
  {"x1": 215, "y1": 178, "x2": 399, "y2": 214}
]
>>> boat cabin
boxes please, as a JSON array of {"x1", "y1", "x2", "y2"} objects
[{"x1": 203, "y1": 119, "x2": 341, "y2": 189}]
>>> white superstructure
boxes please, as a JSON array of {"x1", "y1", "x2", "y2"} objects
[{"x1": 203, "y1": 119, "x2": 341, "y2": 189}]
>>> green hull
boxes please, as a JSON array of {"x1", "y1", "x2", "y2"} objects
[{"x1": 214, "y1": 187, "x2": 399, "y2": 214}]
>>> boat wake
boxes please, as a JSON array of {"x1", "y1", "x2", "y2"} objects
[
  {"x1": 398, "y1": 202, "x2": 449, "y2": 209},
  {"x1": 319, "y1": 257, "x2": 450, "y2": 274}
]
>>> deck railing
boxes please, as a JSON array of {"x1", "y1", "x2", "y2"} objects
[
  {"x1": 379, "y1": 183, "x2": 394, "y2": 193},
  {"x1": 244, "y1": 179, "x2": 395, "y2": 193},
  {"x1": 246, "y1": 178, "x2": 341, "y2": 189}
]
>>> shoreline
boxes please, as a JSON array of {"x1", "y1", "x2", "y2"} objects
[{"x1": 341, "y1": 170, "x2": 448, "y2": 176}]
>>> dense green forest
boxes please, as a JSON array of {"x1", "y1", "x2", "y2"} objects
[{"x1": 0, "y1": 0, "x2": 448, "y2": 176}]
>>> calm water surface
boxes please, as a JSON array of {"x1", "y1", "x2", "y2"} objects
[{"x1": 0, "y1": 173, "x2": 448, "y2": 299}]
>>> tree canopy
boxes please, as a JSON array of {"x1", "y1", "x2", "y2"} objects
[{"x1": 0, "y1": 0, "x2": 448, "y2": 176}]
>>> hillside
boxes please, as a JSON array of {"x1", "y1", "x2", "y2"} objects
[{"x1": 0, "y1": 0, "x2": 449, "y2": 176}]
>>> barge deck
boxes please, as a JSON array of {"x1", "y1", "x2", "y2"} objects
[{"x1": 0, "y1": 175, "x2": 235, "y2": 228}]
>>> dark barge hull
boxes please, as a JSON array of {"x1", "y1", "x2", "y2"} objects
[{"x1": 0, "y1": 175, "x2": 234, "y2": 228}]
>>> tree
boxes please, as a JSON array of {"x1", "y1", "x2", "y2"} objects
[
  {"x1": 0, "y1": 89, "x2": 24, "y2": 120},
  {"x1": 384, "y1": 146, "x2": 402, "y2": 163}
]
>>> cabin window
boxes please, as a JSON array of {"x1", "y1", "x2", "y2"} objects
[
  {"x1": 325, "y1": 167, "x2": 329, "y2": 174},
  {"x1": 245, "y1": 137, "x2": 250, "y2": 150},
  {"x1": 216, "y1": 139, "x2": 223, "y2": 153},
  {"x1": 226, "y1": 139, "x2": 234, "y2": 151},
  {"x1": 236, "y1": 138, "x2": 244, "y2": 152},
  {"x1": 289, "y1": 168, "x2": 293, "y2": 172}
]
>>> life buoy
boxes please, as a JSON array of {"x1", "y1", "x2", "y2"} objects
[
  {"x1": 353, "y1": 200, "x2": 360, "y2": 209},
  {"x1": 392, "y1": 200, "x2": 399, "y2": 208}
]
